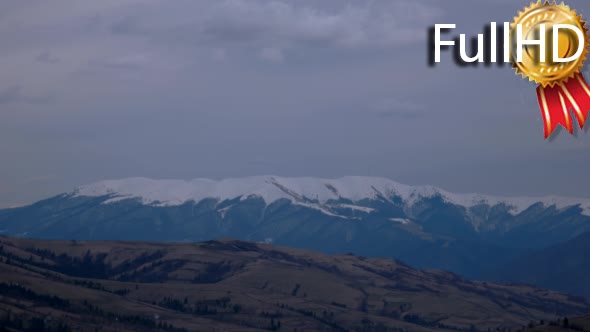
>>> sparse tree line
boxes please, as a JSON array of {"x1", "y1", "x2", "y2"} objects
[
  {"x1": 156, "y1": 295, "x2": 242, "y2": 315},
  {"x1": 517, "y1": 317, "x2": 587, "y2": 331},
  {"x1": 0, "y1": 244, "x2": 238, "y2": 286},
  {"x1": 0, "y1": 315, "x2": 71, "y2": 332},
  {"x1": 0, "y1": 282, "x2": 187, "y2": 332},
  {"x1": 154, "y1": 295, "x2": 288, "y2": 330},
  {"x1": 0, "y1": 250, "x2": 134, "y2": 297},
  {"x1": 275, "y1": 302, "x2": 346, "y2": 331},
  {"x1": 24, "y1": 247, "x2": 167, "y2": 280},
  {"x1": 0, "y1": 244, "x2": 173, "y2": 281}
]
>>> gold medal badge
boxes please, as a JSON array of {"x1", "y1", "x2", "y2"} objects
[{"x1": 511, "y1": 1, "x2": 590, "y2": 138}]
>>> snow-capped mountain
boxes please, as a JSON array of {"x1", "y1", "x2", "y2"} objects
[
  {"x1": 2, "y1": 176, "x2": 590, "y2": 282},
  {"x1": 74, "y1": 176, "x2": 590, "y2": 218}
]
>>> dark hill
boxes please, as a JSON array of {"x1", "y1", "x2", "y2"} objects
[{"x1": 0, "y1": 237, "x2": 588, "y2": 331}]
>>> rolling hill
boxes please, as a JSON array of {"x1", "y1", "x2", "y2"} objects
[{"x1": 0, "y1": 237, "x2": 588, "y2": 331}]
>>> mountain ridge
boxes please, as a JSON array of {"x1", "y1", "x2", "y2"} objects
[
  {"x1": 3, "y1": 175, "x2": 590, "y2": 293},
  {"x1": 73, "y1": 175, "x2": 590, "y2": 217}
]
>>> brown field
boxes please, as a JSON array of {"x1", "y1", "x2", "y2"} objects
[{"x1": 0, "y1": 237, "x2": 587, "y2": 331}]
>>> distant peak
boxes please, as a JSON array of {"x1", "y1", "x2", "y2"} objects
[{"x1": 72, "y1": 176, "x2": 590, "y2": 216}]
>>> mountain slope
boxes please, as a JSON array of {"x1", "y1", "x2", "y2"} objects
[
  {"x1": 0, "y1": 237, "x2": 588, "y2": 331},
  {"x1": 497, "y1": 230, "x2": 590, "y2": 297}
]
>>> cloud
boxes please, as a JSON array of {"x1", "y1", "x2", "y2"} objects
[
  {"x1": 0, "y1": 86, "x2": 22, "y2": 104},
  {"x1": 211, "y1": 48, "x2": 228, "y2": 61},
  {"x1": 8, "y1": 0, "x2": 586, "y2": 206},
  {"x1": 259, "y1": 47, "x2": 284, "y2": 63},
  {"x1": 0, "y1": 86, "x2": 52, "y2": 105},
  {"x1": 36, "y1": 51, "x2": 60, "y2": 64},
  {"x1": 26, "y1": 174, "x2": 58, "y2": 183},
  {"x1": 110, "y1": 0, "x2": 443, "y2": 50},
  {"x1": 88, "y1": 53, "x2": 152, "y2": 70},
  {"x1": 371, "y1": 98, "x2": 425, "y2": 118}
]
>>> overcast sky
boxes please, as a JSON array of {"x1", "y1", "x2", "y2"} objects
[{"x1": 2, "y1": 0, "x2": 590, "y2": 207}]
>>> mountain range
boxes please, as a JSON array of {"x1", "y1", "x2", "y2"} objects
[{"x1": 0, "y1": 176, "x2": 589, "y2": 296}]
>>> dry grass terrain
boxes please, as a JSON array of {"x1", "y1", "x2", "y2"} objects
[
  {"x1": 0, "y1": 237, "x2": 587, "y2": 331},
  {"x1": 523, "y1": 314, "x2": 590, "y2": 331}
]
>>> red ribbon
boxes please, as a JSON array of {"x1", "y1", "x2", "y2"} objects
[{"x1": 536, "y1": 73, "x2": 590, "y2": 138}]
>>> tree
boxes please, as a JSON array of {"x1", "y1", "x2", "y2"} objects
[
  {"x1": 563, "y1": 317, "x2": 569, "y2": 328},
  {"x1": 29, "y1": 317, "x2": 45, "y2": 331}
]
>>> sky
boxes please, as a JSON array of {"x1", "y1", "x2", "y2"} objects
[{"x1": 2, "y1": 0, "x2": 590, "y2": 208}]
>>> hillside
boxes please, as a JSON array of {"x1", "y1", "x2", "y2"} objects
[
  {"x1": 497, "y1": 231, "x2": 590, "y2": 296},
  {"x1": 0, "y1": 237, "x2": 588, "y2": 332},
  {"x1": 524, "y1": 314, "x2": 590, "y2": 331}
]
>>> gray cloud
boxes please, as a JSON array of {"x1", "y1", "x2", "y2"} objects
[
  {"x1": 0, "y1": 86, "x2": 23, "y2": 104},
  {"x1": 110, "y1": 0, "x2": 443, "y2": 50},
  {"x1": 259, "y1": 47, "x2": 285, "y2": 63},
  {"x1": 0, "y1": 86, "x2": 51, "y2": 105},
  {"x1": 36, "y1": 51, "x2": 60, "y2": 64},
  {"x1": 371, "y1": 98, "x2": 425, "y2": 118},
  {"x1": 2, "y1": 0, "x2": 590, "y2": 208},
  {"x1": 88, "y1": 53, "x2": 151, "y2": 70}
]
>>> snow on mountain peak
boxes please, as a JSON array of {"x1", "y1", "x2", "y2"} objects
[
  {"x1": 74, "y1": 176, "x2": 406, "y2": 205},
  {"x1": 73, "y1": 176, "x2": 590, "y2": 216}
]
